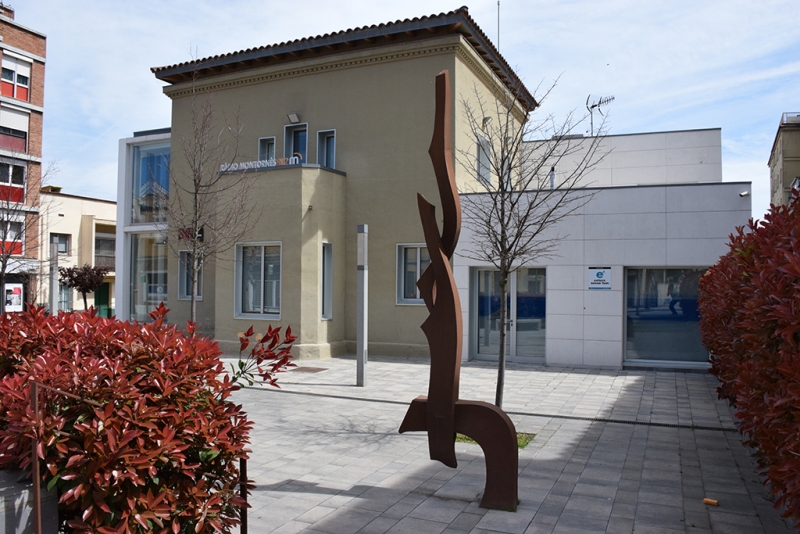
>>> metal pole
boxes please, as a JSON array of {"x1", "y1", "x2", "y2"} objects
[
  {"x1": 31, "y1": 382, "x2": 42, "y2": 534},
  {"x1": 356, "y1": 225, "x2": 368, "y2": 387},
  {"x1": 239, "y1": 458, "x2": 247, "y2": 534},
  {"x1": 48, "y1": 243, "x2": 58, "y2": 314}
]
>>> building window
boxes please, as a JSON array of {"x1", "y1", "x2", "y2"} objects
[
  {"x1": 179, "y1": 251, "x2": 203, "y2": 301},
  {"x1": 57, "y1": 283, "x2": 72, "y2": 312},
  {"x1": 131, "y1": 142, "x2": 170, "y2": 224},
  {"x1": 0, "y1": 220, "x2": 22, "y2": 255},
  {"x1": 1, "y1": 56, "x2": 31, "y2": 102},
  {"x1": 50, "y1": 233, "x2": 70, "y2": 254},
  {"x1": 397, "y1": 244, "x2": 430, "y2": 304},
  {"x1": 0, "y1": 107, "x2": 28, "y2": 153},
  {"x1": 258, "y1": 137, "x2": 276, "y2": 161},
  {"x1": 625, "y1": 268, "x2": 709, "y2": 363},
  {"x1": 95, "y1": 236, "x2": 115, "y2": 269},
  {"x1": 237, "y1": 243, "x2": 281, "y2": 317},
  {"x1": 477, "y1": 135, "x2": 491, "y2": 186},
  {"x1": 0, "y1": 162, "x2": 25, "y2": 202},
  {"x1": 284, "y1": 124, "x2": 307, "y2": 163},
  {"x1": 130, "y1": 232, "x2": 168, "y2": 322},
  {"x1": 317, "y1": 130, "x2": 335, "y2": 169},
  {"x1": 321, "y1": 242, "x2": 333, "y2": 319}
]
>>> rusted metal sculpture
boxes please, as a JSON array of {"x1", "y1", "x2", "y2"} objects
[{"x1": 399, "y1": 70, "x2": 519, "y2": 511}]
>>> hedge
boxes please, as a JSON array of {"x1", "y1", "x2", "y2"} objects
[
  {"x1": 699, "y1": 195, "x2": 800, "y2": 525},
  {"x1": 0, "y1": 305, "x2": 293, "y2": 533}
]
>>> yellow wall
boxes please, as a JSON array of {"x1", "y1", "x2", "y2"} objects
[{"x1": 164, "y1": 34, "x2": 522, "y2": 358}]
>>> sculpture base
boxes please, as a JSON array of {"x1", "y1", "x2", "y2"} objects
[{"x1": 399, "y1": 396, "x2": 519, "y2": 511}]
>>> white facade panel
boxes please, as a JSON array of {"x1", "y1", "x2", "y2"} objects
[
  {"x1": 546, "y1": 338, "x2": 584, "y2": 366},
  {"x1": 666, "y1": 211, "x2": 744, "y2": 239},
  {"x1": 666, "y1": 146, "x2": 721, "y2": 166},
  {"x1": 584, "y1": 238, "x2": 668, "y2": 266},
  {"x1": 666, "y1": 184, "x2": 750, "y2": 212},
  {"x1": 583, "y1": 340, "x2": 622, "y2": 368},
  {"x1": 583, "y1": 288, "x2": 623, "y2": 316},
  {"x1": 547, "y1": 289, "x2": 583, "y2": 315},
  {"x1": 546, "y1": 265, "x2": 585, "y2": 291},
  {"x1": 665, "y1": 238, "x2": 731, "y2": 266},
  {"x1": 664, "y1": 129, "x2": 720, "y2": 149},
  {"x1": 547, "y1": 314, "x2": 584, "y2": 340},
  {"x1": 585, "y1": 213, "x2": 666, "y2": 240},
  {"x1": 584, "y1": 186, "x2": 666, "y2": 215},
  {"x1": 611, "y1": 148, "x2": 667, "y2": 169},
  {"x1": 611, "y1": 166, "x2": 667, "y2": 185},
  {"x1": 611, "y1": 132, "x2": 666, "y2": 152}
]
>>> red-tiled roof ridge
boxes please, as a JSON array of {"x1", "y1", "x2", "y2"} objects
[{"x1": 151, "y1": 6, "x2": 537, "y2": 110}]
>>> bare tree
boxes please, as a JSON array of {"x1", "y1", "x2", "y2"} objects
[
  {"x1": 165, "y1": 89, "x2": 260, "y2": 324},
  {"x1": 0, "y1": 159, "x2": 56, "y2": 314},
  {"x1": 458, "y1": 81, "x2": 606, "y2": 408}
]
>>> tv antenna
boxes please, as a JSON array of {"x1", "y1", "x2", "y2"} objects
[{"x1": 586, "y1": 95, "x2": 614, "y2": 136}]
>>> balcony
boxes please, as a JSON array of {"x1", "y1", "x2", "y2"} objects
[{"x1": 95, "y1": 254, "x2": 115, "y2": 270}]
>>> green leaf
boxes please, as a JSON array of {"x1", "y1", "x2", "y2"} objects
[{"x1": 46, "y1": 475, "x2": 59, "y2": 491}]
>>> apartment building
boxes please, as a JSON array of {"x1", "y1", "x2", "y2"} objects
[
  {"x1": 0, "y1": 4, "x2": 45, "y2": 311},
  {"x1": 38, "y1": 186, "x2": 116, "y2": 314}
]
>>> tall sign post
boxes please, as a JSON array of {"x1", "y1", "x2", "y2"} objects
[
  {"x1": 49, "y1": 242, "x2": 58, "y2": 314},
  {"x1": 356, "y1": 224, "x2": 368, "y2": 386}
]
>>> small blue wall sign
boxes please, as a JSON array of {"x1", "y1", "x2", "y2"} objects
[{"x1": 587, "y1": 267, "x2": 612, "y2": 290}]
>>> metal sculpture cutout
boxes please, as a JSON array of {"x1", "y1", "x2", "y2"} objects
[{"x1": 399, "y1": 70, "x2": 519, "y2": 511}]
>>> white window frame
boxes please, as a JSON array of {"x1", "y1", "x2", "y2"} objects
[
  {"x1": 178, "y1": 250, "x2": 203, "y2": 301},
  {"x1": 234, "y1": 241, "x2": 281, "y2": 320},
  {"x1": 321, "y1": 242, "x2": 333, "y2": 320},
  {"x1": 396, "y1": 243, "x2": 430, "y2": 305},
  {"x1": 284, "y1": 123, "x2": 308, "y2": 163},
  {"x1": 317, "y1": 129, "x2": 336, "y2": 169},
  {"x1": 258, "y1": 136, "x2": 276, "y2": 162}
]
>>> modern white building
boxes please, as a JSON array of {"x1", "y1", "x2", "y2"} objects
[{"x1": 454, "y1": 128, "x2": 751, "y2": 369}]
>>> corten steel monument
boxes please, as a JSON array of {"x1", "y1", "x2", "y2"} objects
[{"x1": 399, "y1": 70, "x2": 519, "y2": 511}]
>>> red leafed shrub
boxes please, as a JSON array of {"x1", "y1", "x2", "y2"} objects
[
  {"x1": 699, "y1": 194, "x2": 800, "y2": 525},
  {"x1": 0, "y1": 305, "x2": 294, "y2": 533}
]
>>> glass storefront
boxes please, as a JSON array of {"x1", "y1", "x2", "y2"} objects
[
  {"x1": 625, "y1": 268, "x2": 708, "y2": 362},
  {"x1": 131, "y1": 142, "x2": 170, "y2": 224},
  {"x1": 130, "y1": 232, "x2": 168, "y2": 322},
  {"x1": 475, "y1": 268, "x2": 546, "y2": 360}
]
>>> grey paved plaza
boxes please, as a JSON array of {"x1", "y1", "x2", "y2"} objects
[{"x1": 228, "y1": 357, "x2": 793, "y2": 533}]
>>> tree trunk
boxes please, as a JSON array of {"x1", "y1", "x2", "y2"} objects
[
  {"x1": 83, "y1": 291, "x2": 88, "y2": 310},
  {"x1": 0, "y1": 270, "x2": 6, "y2": 315},
  {"x1": 190, "y1": 254, "x2": 198, "y2": 325},
  {"x1": 495, "y1": 273, "x2": 508, "y2": 408}
]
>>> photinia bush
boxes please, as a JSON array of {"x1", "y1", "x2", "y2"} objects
[
  {"x1": 699, "y1": 193, "x2": 800, "y2": 526},
  {"x1": 0, "y1": 305, "x2": 294, "y2": 533}
]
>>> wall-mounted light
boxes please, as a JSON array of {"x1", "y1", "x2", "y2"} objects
[
  {"x1": 287, "y1": 113, "x2": 300, "y2": 124},
  {"x1": 739, "y1": 191, "x2": 750, "y2": 197}
]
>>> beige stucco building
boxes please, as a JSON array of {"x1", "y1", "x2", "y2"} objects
[
  {"x1": 769, "y1": 112, "x2": 800, "y2": 206},
  {"x1": 116, "y1": 8, "x2": 533, "y2": 358},
  {"x1": 38, "y1": 186, "x2": 116, "y2": 314}
]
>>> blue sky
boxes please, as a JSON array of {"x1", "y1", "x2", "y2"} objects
[{"x1": 21, "y1": 0, "x2": 800, "y2": 220}]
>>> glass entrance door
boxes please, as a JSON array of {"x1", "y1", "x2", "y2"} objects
[{"x1": 474, "y1": 268, "x2": 546, "y2": 362}]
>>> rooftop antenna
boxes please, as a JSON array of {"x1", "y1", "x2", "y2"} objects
[
  {"x1": 497, "y1": 1, "x2": 500, "y2": 50},
  {"x1": 586, "y1": 94, "x2": 614, "y2": 136}
]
